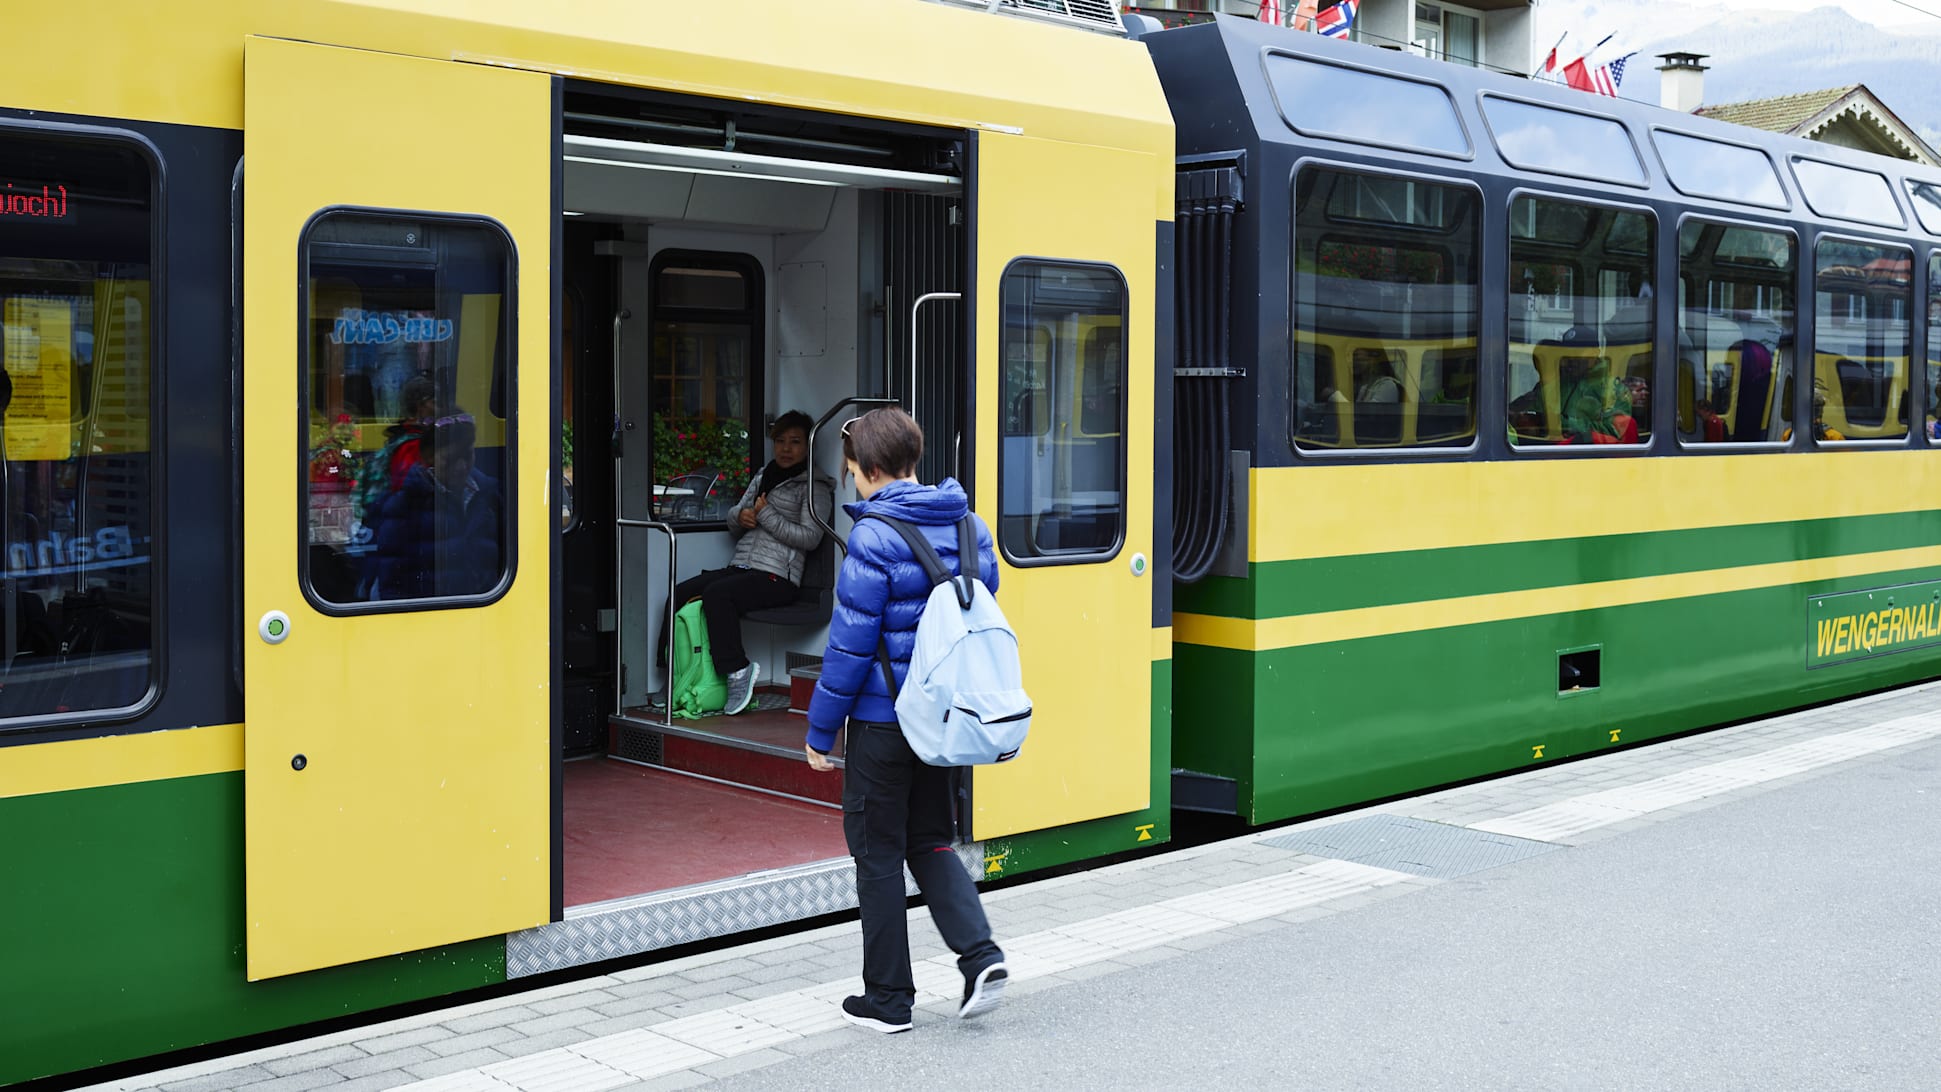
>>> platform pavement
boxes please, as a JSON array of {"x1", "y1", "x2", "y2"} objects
[{"x1": 81, "y1": 682, "x2": 1941, "y2": 1092}]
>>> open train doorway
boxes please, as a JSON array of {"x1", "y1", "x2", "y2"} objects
[{"x1": 555, "y1": 87, "x2": 969, "y2": 909}]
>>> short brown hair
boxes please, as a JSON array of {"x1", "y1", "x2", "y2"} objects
[{"x1": 841, "y1": 407, "x2": 923, "y2": 479}]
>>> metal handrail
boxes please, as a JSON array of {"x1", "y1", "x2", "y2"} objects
[
  {"x1": 908, "y1": 291, "x2": 960, "y2": 418},
  {"x1": 615, "y1": 517, "x2": 677, "y2": 722},
  {"x1": 804, "y1": 396, "x2": 902, "y2": 557}
]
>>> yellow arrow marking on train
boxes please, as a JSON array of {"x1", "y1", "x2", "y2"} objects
[
  {"x1": 1135, "y1": 823, "x2": 1155, "y2": 843},
  {"x1": 1609, "y1": 729, "x2": 1622, "y2": 743},
  {"x1": 1532, "y1": 744, "x2": 1546, "y2": 760}
]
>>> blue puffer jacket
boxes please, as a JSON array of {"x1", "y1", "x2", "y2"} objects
[
  {"x1": 805, "y1": 478, "x2": 998, "y2": 754},
  {"x1": 371, "y1": 467, "x2": 505, "y2": 600}
]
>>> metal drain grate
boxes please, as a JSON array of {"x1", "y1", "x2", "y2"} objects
[
  {"x1": 1260, "y1": 814, "x2": 1560, "y2": 879},
  {"x1": 614, "y1": 723, "x2": 663, "y2": 765}
]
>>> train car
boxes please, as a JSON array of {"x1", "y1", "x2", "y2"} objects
[
  {"x1": 1143, "y1": 15, "x2": 1941, "y2": 823},
  {"x1": 0, "y1": 0, "x2": 1173, "y2": 1082}
]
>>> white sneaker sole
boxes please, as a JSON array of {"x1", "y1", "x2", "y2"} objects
[
  {"x1": 723, "y1": 663, "x2": 760, "y2": 716},
  {"x1": 841, "y1": 1008, "x2": 911, "y2": 1034},
  {"x1": 959, "y1": 962, "x2": 1008, "y2": 1019}
]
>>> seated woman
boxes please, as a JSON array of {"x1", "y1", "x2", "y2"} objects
[{"x1": 657, "y1": 410, "x2": 834, "y2": 715}]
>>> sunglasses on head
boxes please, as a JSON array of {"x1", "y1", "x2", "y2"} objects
[{"x1": 433, "y1": 413, "x2": 474, "y2": 428}]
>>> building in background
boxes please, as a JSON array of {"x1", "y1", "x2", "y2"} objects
[
  {"x1": 1126, "y1": 0, "x2": 1533, "y2": 74},
  {"x1": 1656, "y1": 52, "x2": 1939, "y2": 167}
]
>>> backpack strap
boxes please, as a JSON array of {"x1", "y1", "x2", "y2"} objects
[{"x1": 859, "y1": 512, "x2": 980, "y2": 700}]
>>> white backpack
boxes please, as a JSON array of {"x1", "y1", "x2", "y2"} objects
[{"x1": 866, "y1": 514, "x2": 1032, "y2": 766}]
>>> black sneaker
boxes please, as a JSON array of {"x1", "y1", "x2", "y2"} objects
[
  {"x1": 841, "y1": 995, "x2": 911, "y2": 1034},
  {"x1": 959, "y1": 960, "x2": 1008, "y2": 1019}
]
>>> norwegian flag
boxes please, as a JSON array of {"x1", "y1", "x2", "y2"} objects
[
  {"x1": 1315, "y1": 0, "x2": 1356, "y2": 38},
  {"x1": 1258, "y1": 0, "x2": 1283, "y2": 26}
]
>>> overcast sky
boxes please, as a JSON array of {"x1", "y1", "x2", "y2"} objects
[{"x1": 1699, "y1": 0, "x2": 1933, "y2": 25}]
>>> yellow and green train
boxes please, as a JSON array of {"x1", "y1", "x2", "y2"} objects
[{"x1": 5, "y1": 3, "x2": 1940, "y2": 1084}]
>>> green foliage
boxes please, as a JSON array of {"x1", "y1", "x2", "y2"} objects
[{"x1": 652, "y1": 414, "x2": 752, "y2": 495}]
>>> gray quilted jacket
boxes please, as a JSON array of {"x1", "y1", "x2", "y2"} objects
[{"x1": 724, "y1": 467, "x2": 834, "y2": 585}]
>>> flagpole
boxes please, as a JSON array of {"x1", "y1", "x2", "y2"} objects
[{"x1": 1538, "y1": 30, "x2": 1567, "y2": 81}]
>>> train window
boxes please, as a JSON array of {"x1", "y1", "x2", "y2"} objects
[
  {"x1": 1262, "y1": 54, "x2": 1470, "y2": 159},
  {"x1": 1507, "y1": 196, "x2": 1655, "y2": 448},
  {"x1": 1792, "y1": 158, "x2": 1905, "y2": 229},
  {"x1": 1480, "y1": 96, "x2": 1646, "y2": 186},
  {"x1": 1003, "y1": 324, "x2": 1052, "y2": 438},
  {"x1": 997, "y1": 261, "x2": 1126, "y2": 564},
  {"x1": 1810, "y1": 238, "x2": 1911, "y2": 443},
  {"x1": 1928, "y1": 253, "x2": 1941, "y2": 440},
  {"x1": 0, "y1": 129, "x2": 157, "y2": 723},
  {"x1": 1652, "y1": 130, "x2": 1788, "y2": 210},
  {"x1": 1291, "y1": 167, "x2": 1480, "y2": 452},
  {"x1": 1674, "y1": 220, "x2": 1796, "y2": 446},
  {"x1": 649, "y1": 252, "x2": 762, "y2": 526},
  {"x1": 302, "y1": 211, "x2": 514, "y2": 608},
  {"x1": 1907, "y1": 180, "x2": 1941, "y2": 236}
]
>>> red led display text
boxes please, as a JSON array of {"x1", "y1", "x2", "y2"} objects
[{"x1": 2, "y1": 184, "x2": 69, "y2": 220}]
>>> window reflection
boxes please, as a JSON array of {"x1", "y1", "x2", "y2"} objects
[
  {"x1": 1507, "y1": 196, "x2": 1656, "y2": 447},
  {"x1": 1675, "y1": 221, "x2": 1796, "y2": 445},
  {"x1": 0, "y1": 131, "x2": 155, "y2": 721},
  {"x1": 303, "y1": 212, "x2": 513, "y2": 606},
  {"x1": 998, "y1": 263, "x2": 1126, "y2": 561},
  {"x1": 1810, "y1": 238, "x2": 1910, "y2": 442},
  {"x1": 1292, "y1": 168, "x2": 1481, "y2": 451}
]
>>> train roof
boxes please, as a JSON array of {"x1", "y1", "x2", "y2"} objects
[
  {"x1": 1142, "y1": 14, "x2": 1941, "y2": 239},
  {"x1": 6, "y1": 0, "x2": 1171, "y2": 169}
]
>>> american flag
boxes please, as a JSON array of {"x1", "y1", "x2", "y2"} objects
[
  {"x1": 1589, "y1": 54, "x2": 1633, "y2": 97},
  {"x1": 1258, "y1": 0, "x2": 1283, "y2": 26},
  {"x1": 1315, "y1": 0, "x2": 1356, "y2": 38}
]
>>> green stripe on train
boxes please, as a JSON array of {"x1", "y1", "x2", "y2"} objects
[
  {"x1": 1175, "y1": 564, "x2": 1941, "y2": 825},
  {"x1": 1176, "y1": 510, "x2": 1941, "y2": 620},
  {"x1": 0, "y1": 772, "x2": 502, "y2": 1086},
  {"x1": 980, "y1": 658, "x2": 1173, "y2": 877}
]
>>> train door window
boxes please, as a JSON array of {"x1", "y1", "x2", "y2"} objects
[
  {"x1": 1674, "y1": 220, "x2": 1796, "y2": 446},
  {"x1": 997, "y1": 261, "x2": 1126, "y2": 563},
  {"x1": 0, "y1": 129, "x2": 156, "y2": 723},
  {"x1": 1292, "y1": 167, "x2": 1481, "y2": 452},
  {"x1": 649, "y1": 252, "x2": 762, "y2": 525},
  {"x1": 1507, "y1": 196, "x2": 1656, "y2": 448},
  {"x1": 301, "y1": 211, "x2": 514, "y2": 608},
  {"x1": 1929, "y1": 252, "x2": 1941, "y2": 440},
  {"x1": 1811, "y1": 238, "x2": 1911, "y2": 443}
]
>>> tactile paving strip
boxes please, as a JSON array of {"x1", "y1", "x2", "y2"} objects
[{"x1": 1260, "y1": 814, "x2": 1560, "y2": 878}]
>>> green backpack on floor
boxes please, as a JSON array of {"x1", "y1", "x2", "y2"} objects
[{"x1": 669, "y1": 598, "x2": 727, "y2": 719}]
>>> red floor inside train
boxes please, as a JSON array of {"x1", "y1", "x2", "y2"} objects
[{"x1": 562, "y1": 695, "x2": 849, "y2": 906}]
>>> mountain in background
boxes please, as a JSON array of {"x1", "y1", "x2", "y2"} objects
[{"x1": 1532, "y1": 2, "x2": 1941, "y2": 148}]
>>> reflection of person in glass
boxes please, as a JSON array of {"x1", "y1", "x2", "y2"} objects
[
  {"x1": 354, "y1": 373, "x2": 437, "y2": 533},
  {"x1": 371, "y1": 411, "x2": 504, "y2": 600}
]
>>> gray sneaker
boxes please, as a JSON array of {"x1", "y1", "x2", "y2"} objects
[{"x1": 723, "y1": 662, "x2": 760, "y2": 715}]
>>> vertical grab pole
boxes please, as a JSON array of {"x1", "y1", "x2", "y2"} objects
[{"x1": 612, "y1": 309, "x2": 628, "y2": 716}]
